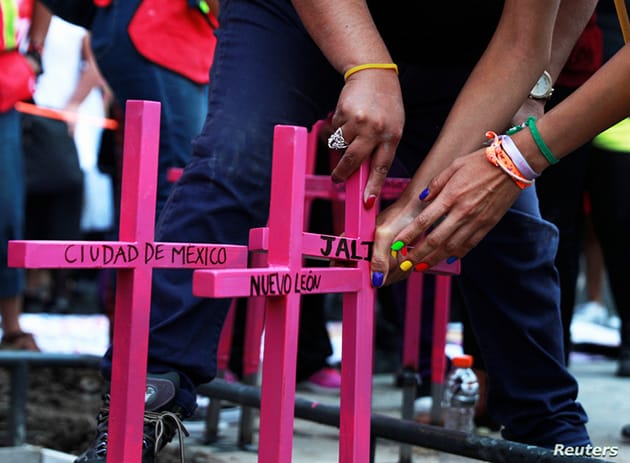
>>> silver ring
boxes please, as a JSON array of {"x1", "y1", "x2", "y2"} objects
[{"x1": 327, "y1": 127, "x2": 349, "y2": 150}]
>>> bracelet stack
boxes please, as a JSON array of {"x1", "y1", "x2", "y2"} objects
[{"x1": 484, "y1": 131, "x2": 536, "y2": 189}]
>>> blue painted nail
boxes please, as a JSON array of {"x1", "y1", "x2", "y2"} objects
[
  {"x1": 371, "y1": 272, "x2": 384, "y2": 288},
  {"x1": 446, "y1": 256, "x2": 458, "y2": 264},
  {"x1": 419, "y1": 188, "x2": 430, "y2": 201}
]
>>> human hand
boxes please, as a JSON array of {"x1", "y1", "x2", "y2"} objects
[
  {"x1": 370, "y1": 148, "x2": 522, "y2": 287},
  {"x1": 328, "y1": 69, "x2": 404, "y2": 208}
]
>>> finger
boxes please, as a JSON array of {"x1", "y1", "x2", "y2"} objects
[
  {"x1": 393, "y1": 195, "x2": 451, "y2": 253},
  {"x1": 330, "y1": 136, "x2": 373, "y2": 184},
  {"x1": 363, "y1": 141, "x2": 394, "y2": 209},
  {"x1": 396, "y1": 213, "x2": 462, "y2": 273},
  {"x1": 417, "y1": 162, "x2": 458, "y2": 204},
  {"x1": 370, "y1": 222, "x2": 399, "y2": 288}
]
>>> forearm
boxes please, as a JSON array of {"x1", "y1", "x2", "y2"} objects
[
  {"x1": 290, "y1": 0, "x2": 392, "y2": 74},
  {"x1": 513, "y1": 43, "x2": 630, "y2": 173},
  {"x1": 29, "y1": 1, "x2": 51, "y2": 49},
  {"x1": 407, "y1": 0, "x2": 561, "y2": 190},
  {"x1": 546, "y1": 0, "x2": 599, "y2": 81},
  {"x1": 66, "y1": 35, "x2": 105, "y2": 108}
]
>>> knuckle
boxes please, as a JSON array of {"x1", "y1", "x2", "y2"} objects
[
  {"x1": 373, "y1": 162, "x2": 391, "y2": 177},
  {"x1": 374, "y1": 223, "x2": 397, "y2": 244},
  {"x1": 352, "y1": 109, "x2": 368, "y2": 125},
  {"x1": 341, "y1": 151, "x2": 358, "y2": 166},
  {"x1": 423, "y1": 233, "x2": 441, "y2": 249},
  {"x1": 443, "y1": 240, "x2": 459, "y2": 255},
  {"x1": 413, "y1": 213, "x2": 433, "y2": 232}
]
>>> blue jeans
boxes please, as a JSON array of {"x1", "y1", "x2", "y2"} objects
[
  {"x1": 0, "y1": 110, "x2": 25, "y2": 298},
  {"x1": 100, "y1": 0, "x2": 589, "y2": 448},
  {"x1": 90, "y1": 0, "x2": 208, "y2": 218}
]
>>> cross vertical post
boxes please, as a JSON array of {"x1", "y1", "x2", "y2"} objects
[
  {"x1": 193, "y1": 125, "x2": 368, "y2": 462},
  {"x1": 8, "y1": 100, "x2": 249, "y2": 462}
]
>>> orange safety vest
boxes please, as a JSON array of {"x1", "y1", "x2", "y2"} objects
[{"x1": 1, "y1": 0, "x2": 33, "y2": 51}]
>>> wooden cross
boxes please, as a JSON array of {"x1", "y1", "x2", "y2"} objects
[
  {"x1": 193, "y1": 125, "x2": 375, "y2": 463},
  {"x1": 194, "y1": 123, "x2": 461, "y2": 462},
  {"x1": 8, "y1": 100, "x2": 249, "y2": 463}
]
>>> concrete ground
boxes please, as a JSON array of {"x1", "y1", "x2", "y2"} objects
[{"x1": 173, "y1": 352, "x2": 630, "y2": 463}]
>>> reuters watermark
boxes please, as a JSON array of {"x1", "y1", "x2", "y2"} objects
[{"x1": 553, "y1": 444, "x2": 620, "y2": 458}]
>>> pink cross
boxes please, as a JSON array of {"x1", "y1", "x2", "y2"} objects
[
  {"x1": 194, "y1": 123, "x2": 460, "y2": 462},
  {"x1": 8, "y1": 100, "x2": 249, "y2": 463},
  {"x1": 193, "y1": 125, "x2": 375, "y2": 463}
]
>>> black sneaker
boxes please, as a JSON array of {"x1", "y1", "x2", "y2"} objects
[{"x1": 74, "y1": 372, "x2": 189, "y2": 463}]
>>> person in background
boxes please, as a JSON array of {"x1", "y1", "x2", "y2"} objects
[
  {"x1": 90, "y1": 0, "x2": 218, "y2": 220},
  {"x1": 534, "y1": 12, "x2": 603, "y2": 366},
  {"x1": 580, "y1": 0, "x2": 630, "y2": 378},
  {"x1": 24, "y1": 14, "x2": 114, "y2": 313},
  {"x1": 0, "y1": 0, "x2": 50, "y2": 350}
]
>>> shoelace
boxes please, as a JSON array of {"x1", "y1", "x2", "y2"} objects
[
  {"x1": 144, "y1": 410, "x2": 190, "y2": 462},
  {"x1": 93, "y1": 405, "x2": 189, "y2": 463}
]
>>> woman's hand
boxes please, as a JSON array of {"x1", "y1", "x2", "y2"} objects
[
  {"x1": 329, "y1": 69, "x2": 404, "y2": 206},
  {"x1": 370, "y1": 148, "x2": 522, "y2": 286}
]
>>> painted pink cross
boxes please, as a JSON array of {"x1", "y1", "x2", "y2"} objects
[
  {"x1": 8, "y1": 100, "x2": 249, "y2": 463},
  {"x1": 193, "y1": 125, "x2": 376, "y2": 463}
]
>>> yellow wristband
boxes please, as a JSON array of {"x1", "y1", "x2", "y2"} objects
[{"x1": 343, "y1": 63, "x2": 399, "y2": 81}]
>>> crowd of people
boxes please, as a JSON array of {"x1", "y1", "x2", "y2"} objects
[{"x1": 2, "y1": 1, "x2": 630, "y2": 462}]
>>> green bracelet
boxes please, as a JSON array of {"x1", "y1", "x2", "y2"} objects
[
  {"x1": 526, "y1": 116, "x2": 559, "y2": 165},
  {"x1": 505, "y1": 123, "x2": 525, "y2": 136}
]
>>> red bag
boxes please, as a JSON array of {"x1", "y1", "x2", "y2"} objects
[{"x1": 0, "y1": 50, "x2": 36, "y2": 113}]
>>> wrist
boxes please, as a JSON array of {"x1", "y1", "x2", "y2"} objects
[
  {"x1": 343, "y1": 63, "x2": 398, "y2": 81},
  {"x1": 510, "y1": 132, "x2": 551, "y2": 174},
  {"x1": 24, "y1": 43, "x2": 43, "y2": 76}
]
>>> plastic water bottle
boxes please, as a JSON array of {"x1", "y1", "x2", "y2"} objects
[{"x1": 442, "y1": 354, "x2": 479, "y2": 433}]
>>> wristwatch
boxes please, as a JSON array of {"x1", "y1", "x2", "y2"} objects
[{"x1": 529, "y1": 70, "x2": 554, "y2": 100}]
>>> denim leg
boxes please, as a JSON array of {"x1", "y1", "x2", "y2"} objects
[
  {"x1": 458, "y1": 188, "x2": 590, "y2": 447},
  {"x1": 100, "y1": 0, "x2": 340, "y2": 415},
  {"x1": 588, "y1": 148, "x2": 630, "y2": 350},
  {"x1": 0, "y1": 110, "x2": 25, "y2": 298},
  {"x1": 91, "y1": 0, "x2": 208, "y2": 218},
  {"x1": 396, "y1": 64, "x2": 589, "y2": 447}
]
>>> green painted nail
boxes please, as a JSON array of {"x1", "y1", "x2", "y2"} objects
[{"x1": 391, "y1": 240, "x2": 405, "y2": 251}]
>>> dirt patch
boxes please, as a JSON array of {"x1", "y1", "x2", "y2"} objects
[
  {"x1": 0, "y1": 366, "x2": 210, "y2": 462},
  {"x1": 0, "y1": 366, "x2": 104, "y2": 455}
]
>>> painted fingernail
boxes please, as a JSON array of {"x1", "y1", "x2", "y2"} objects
[
  {"x1": 400, "y1": 260, "x2": 414, "y2": 272},
  {"x1": 391, "y1": 240, "x2": 405, "y2": 251},
  {"x1": 400, "y1": 246, "x2": 408, "y2": 257},
  {"x1": 446, "y1": 256, "x2": 458, "y2": 264},
  {"x1": 365, "y1": 194, "x2": 377, "y2": 209},
  {"x1": 371, "y1": 272, "x2": 384, "y2": 288},
  {"x1": 414, "y1": 262, "x2": 429, "y2": 272},
  {"x1": 419, "y1": 188, "x2": 430, "y2": 201},
  {"x1": 391, "y1": 250, "x2": 398, "y2": 258}
]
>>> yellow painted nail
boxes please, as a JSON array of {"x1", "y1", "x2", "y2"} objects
[
  {"x1": 400, "y1": 260, "x2": 414, "y2": 272},
  {"x1": 391, "y1": 250, "x2": 398, "y2": 259}
]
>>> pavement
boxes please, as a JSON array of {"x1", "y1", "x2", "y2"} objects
[
  {"x1": 167, "y1": 351, "x2": 630, "y2": 463},
  {"x1": 10, "y1": 283, "x2": 630, "y2": 463}
]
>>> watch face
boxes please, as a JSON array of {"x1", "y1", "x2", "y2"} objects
[{"x1": 530, "y1": 71, "x2": 553, "y2": 98}]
